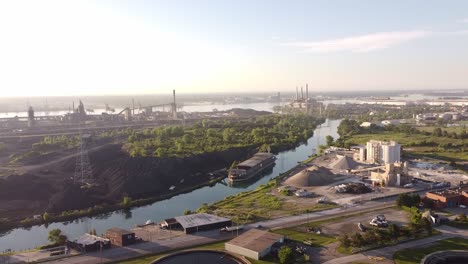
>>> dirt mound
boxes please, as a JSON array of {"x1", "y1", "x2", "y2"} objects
[
  {"x1": 0, "y1": 143, "x2": 257, "y2": 219},
  {"x1": 0, "y1": 174, "x2": 56, "y2": 220},
  {"x1": 330, "y1": 155, "x2": 359, "y2": 170},
  {"x1": 284, "y1": 166, "x2": 336, "y2": 187},
  {"x1": 47, "y1": 182, "x2": 106, "y2": 213}
]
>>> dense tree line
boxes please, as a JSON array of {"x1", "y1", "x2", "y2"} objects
[
  {"x1": 124, "y1": 115, "x2": 324, "y2": 158},
  {"x1": 326, "y1": 103, "x2": 451, "y2": 121},
  {"x1": 32, "y1": 135, "x2": 80, "y2": 152}
]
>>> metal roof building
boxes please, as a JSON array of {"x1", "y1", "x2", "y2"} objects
[
  {"x1": 225, "y1": 229, "x2": 284, "y2": 260},
  {"x1": 162, "y1": 213, "x2": 232, "y2": 234}
]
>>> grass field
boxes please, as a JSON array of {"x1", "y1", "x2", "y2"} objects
[
  {"x1": 393, "y1": 237, "x2": 468, "y2": 264},
  {"x1": 272, "y1": 228, "x2": 336, "y2": 247},
  {"x1": 199, "y1": 180, "x2": 338, "y2": 224},
  {"x1": 344, "y1": 132, "x2": 468, "y2": 161}
]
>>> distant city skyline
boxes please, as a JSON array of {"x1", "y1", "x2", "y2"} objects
[{"x1": 1, "y1": 0, "x2": 468, "y2": 97}]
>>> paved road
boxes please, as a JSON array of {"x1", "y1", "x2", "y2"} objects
[
  {"x1": 322, "y1": 225, "x2": 468, "y2": 264},
  {"x1": 5, "y1": 200, "x2": 396, "y2": 264},
  {"x1": 4, "y1": 188, "x2": 452, "y2": 264}
]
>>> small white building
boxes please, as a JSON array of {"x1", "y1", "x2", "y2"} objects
[
  {"x1": 380, "y1": 120, "x2": 400, "y2": 126},
  {"x1": 225, "y1": 229, "x2": 284, "y2": 260},
  {"x1": 360, "y1": 122, "x2": 373, "y2": 128}
]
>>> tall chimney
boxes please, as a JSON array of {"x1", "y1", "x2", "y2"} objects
[
  {"x1": 301, "y1": 86, "x2": 304, "y2": 99},
  {"x1": 306, "y1": 84, "x2": 309, "y2": 99},
  {"x1": 172, "y1": 90, "x2": 177, "y2": 119},
  {"x1": 296, "y1": 87, "x2": 299, "y2": 100}
]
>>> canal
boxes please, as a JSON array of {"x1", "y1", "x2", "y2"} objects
[{"x1": 0, "y1": 118, "x2": 340, "y2": 252}]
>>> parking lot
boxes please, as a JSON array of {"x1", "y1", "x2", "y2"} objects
[{"x1": 319, "y1": 207, "x2": 410, "y2": 236}]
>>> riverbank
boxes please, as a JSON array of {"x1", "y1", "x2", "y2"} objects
[
  {"x1": 0, "y1": 169, "x2": 227, "y2": 233},
  {"x1": 0, "y1": 119, "x2": 341, "y2": 253},
  {"x1": 195, "y1": 154, "x2": 338, "y2": 224}
]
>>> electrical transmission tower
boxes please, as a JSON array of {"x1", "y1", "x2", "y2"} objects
[{"x1": 74, "y1": 111, "x2": 93, "y2": 185}]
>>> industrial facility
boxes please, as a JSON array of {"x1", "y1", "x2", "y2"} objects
[
  {"x1": 67, "y1": 234, "x2": 111, "y2": 252},
  {"x1": 365, "y1": 140, "x2": 401, "y2": 165},
  {"x1": 425, "y1": 187, "x2": 468, "y2": 209},
  {"x1": 225, "y1": 229, "x2": 284, "y2": 260},
  {"x1": 368, "y1": 162, "x2": 412, "y2": 187},
  {"x1": 160, "y1": 213, "x2": 232, "y2": 234},
  {"x1": 286, "y1": 84, "x2": 322, "y2": 114},
  {"x1": 105, "y1": 227, "x2": 136, "y2": 247}
]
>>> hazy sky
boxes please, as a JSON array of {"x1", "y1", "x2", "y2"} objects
[{"x1": 1, "y1": 0, "x2": 468, "y2": 97}]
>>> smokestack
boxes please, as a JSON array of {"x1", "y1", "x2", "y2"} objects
[
  {"x1": 296, "y1": 87, "x2": 299, "y2": 100},
  {"x1": 72, "y1": 101, "x2": 75, "y2": 113},
  {"x1": 172, "y1": 89, "x2": 177, "y2": 119},
  {"x1": 132, "y1": 98, "x2": 135, "y2": 116},
  {"x1": 306, "y1": 84, "x2": 309, "y2": 99},
  {"x1": 301, "y1": 86, "x2": 304, "y2": 99}
]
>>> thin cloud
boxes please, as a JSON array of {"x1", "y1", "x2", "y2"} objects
[
  {"x1": 284, "y1": 31, "x2": 432, "y2": 53},
  {"x1": 459, "y1": 18, "x2": 468, "y2": 23}
]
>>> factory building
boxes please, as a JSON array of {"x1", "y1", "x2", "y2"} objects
[
  {"x1": 161, "y1": 213, "x2": 231, "y2": 234},
  {"x1": 225, "y1": 229, "x2": 284, "y2": 260},
  {"x1": 425, "y1": 187, "x2": 468, "y2": 209},
  {"x1": 366, "y1": 140, "x2": 401, "y2": 165},
  {"x1": 369, "y1": 162, "x2": 411, "y2": 186},
  {"x1": 105, "y1": 227, "x2": 135, "y2": 247}
]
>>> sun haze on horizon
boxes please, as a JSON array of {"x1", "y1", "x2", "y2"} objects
[{"x1": 1, "y1": 0, "x2": 468, "y2": 97}]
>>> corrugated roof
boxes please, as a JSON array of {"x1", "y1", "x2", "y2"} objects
[
  {"x1": 174, "y1": 213, "x2": 231, "y2": 229},
  {"x1": 226, "y1": 229, "x2": 283, "y2": 253},
  {"x1": 71, "y1": 234, "x2": 109, "y2": 246}
]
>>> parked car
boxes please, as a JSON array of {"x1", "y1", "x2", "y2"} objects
[{"x1": 358, "y1": 222, "x2": 366, "y2": 232}]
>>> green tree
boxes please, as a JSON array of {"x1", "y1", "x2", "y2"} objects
[
  {"x1": 422, "y1": 218, "x2": 433, "y2": 235},
  {"x1": 43, "y1": 212, "x2": 50, "y2": 222},
  {"x1": 351, "y1": 232, "x2": 364, "y2": 248},
  {"x1": 388, "y1": 224, "x2": 400, "y2": 241},
  {"x1": 222, "y1": 128, "x2": 235, "y2": 143},
  {"x1": 122, "y1": 196, "x2": 131, "y2": 208},
  {"x1": 396, "y1": 193, "x2": 421, "y2": 207},
  {"x1": 183, "y1": 210, "x2": 192, "y2": 215},
  {"x1": 48, "y1": 229, "x2": 67, "y2": 245},
  {"x1": 325, "y1": 135, "x2": 334, "y2": 147},
  {"x1": 278, "y1": 246, "x2": 294, "y2": 264},
  {"x1": 432, "y1": 127, "x2": 442, "y2": 137},
  {"x1": 458, "y1": 213, "x2": 467, "y2": 222},
  {"x1": 338, "y1": 234, "x2": 351, "y2": 248}
]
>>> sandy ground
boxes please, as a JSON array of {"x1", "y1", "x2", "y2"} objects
[
  {"x1": 133, "y1": 225, "x2": 186, "y2": 242},
  {"x1": 320, "y1": 207, "x2": 410, "y2": 236}
]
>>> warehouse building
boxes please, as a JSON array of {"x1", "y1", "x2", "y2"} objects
[
  {"x1": 161, "y1": 213, "x2": 231, "y2": 234},
  {"x1": 225, "y1": 229, "x2": 284, "y2": 260},
  {"x1": 67, "y1": 234, "x2": 111, "y2": 252},
  {"x1": 105, "y1": 227, "x2": 135, "y2": 247},
  {"x1": 425, "y1": 187, "x2": 468, "y2": 209}
]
